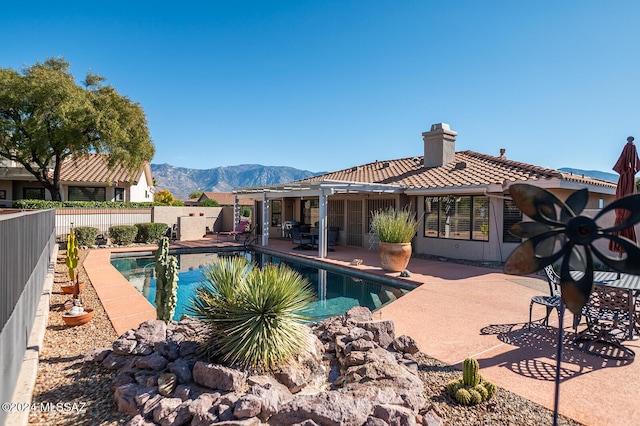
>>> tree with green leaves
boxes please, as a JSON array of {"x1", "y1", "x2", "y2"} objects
[
  {"x1": 0, "y1": 57, "x2": 155, "y2": 201},
  {"x1": 154, "y1": 189, "x2": 175, "y2": 205},
  {"x1": 189, "y1": 190, "x2": 203, "y2": 199}
]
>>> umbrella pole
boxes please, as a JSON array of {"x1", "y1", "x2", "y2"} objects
[{"x1": 553, "y1": 300, "x2": 565, "y2": 426}]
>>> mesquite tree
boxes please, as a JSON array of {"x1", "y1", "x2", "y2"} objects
[{"x1": 0, "y1": 57, "x2": 154, "y2": 201}]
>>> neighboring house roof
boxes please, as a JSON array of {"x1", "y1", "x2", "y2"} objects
[
  {"x1": 299, "y1": 150, "x2": 616, "y2": 192},
  {"x1": 59, "y1": 154, "x2": 152, "y2": 186},
  {"x1": 199, "y1": 192, "x2": 254, "y2": 206}
]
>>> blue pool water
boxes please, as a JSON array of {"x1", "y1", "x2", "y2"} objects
[{"x1": 110, "y1": 249, "x2": 411, "y2": 322}]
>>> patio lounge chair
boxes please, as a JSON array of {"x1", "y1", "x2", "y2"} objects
[
  {"x1": 218, "y1": 220, "x2": 250, "y2": 241},
  {"x1": 327, "y1": 226, "x2": 339, "y2": 251}
]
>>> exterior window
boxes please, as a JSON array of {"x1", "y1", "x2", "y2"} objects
[
  {"x1": 503, "y1": 199, "x2": 523, "y2": 243},
  {"x1": 271, "y1": 200, "x2": 282, "y2": 227},
  {"x1": 424, "y1": 195, "x2": 489, "y2": 241},
  {"x1": 115, "y1": 187, "x2": 125, "y2": 202},
  {"x1": 68, "y1": 186, "x2": 106, "y2": 202},
  {"x1": 23, "y1": 188, "x2": 45, "y2": 200}
]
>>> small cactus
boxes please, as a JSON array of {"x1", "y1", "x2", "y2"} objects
[
  {"x1": 66, "y1": 228, "x2": 81, "y2": 301},
  {"x1": 154, "y1": 237, "x2": 179, "y2": 323},
  {"x1": 455, "y1": 388, "x2": 472, "y2": 405},
  {"x1": 469, "y1": 389, "x2": 483, "y2": 405},
  {"x1": 483, "y1": 380, "x2": 498, "y2": 398},
  {"x1": 463, "y1": 357, "x2": 480, "y2": 386},
  {"x1": 448, "y1": 357, "x2": 497, "y2": 405}
]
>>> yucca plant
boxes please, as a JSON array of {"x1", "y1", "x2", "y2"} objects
[
  {"x1": 370, "y1": 206, "x2": 419, "y2": 243},
  {"x1": 187, "y1": 256, "x2": 315, "y2": 372}
]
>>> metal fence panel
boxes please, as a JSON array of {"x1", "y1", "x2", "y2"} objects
[{"x1": 55, "y1": 208, "x2": 152, "y2": 241}]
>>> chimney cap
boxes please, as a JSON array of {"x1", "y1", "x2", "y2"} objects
[{"x1": 430, "y1": 123, "x2": 451, "y2": 131}]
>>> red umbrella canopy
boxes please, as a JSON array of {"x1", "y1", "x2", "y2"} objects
[{"x1": 609, "y1": 136, "x2": 640, "y2": 253}]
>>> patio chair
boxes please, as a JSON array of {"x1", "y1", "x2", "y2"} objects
[
  {"x1": 291, "y1": 226, "x2": 312, "y2": 250},
  {"x1": 574, "y1": 285, "x2": 636, "y2": 359},
  {"x1": 218, "y1": 220, "x2": 250, "y2": 241},
  {"x1": 528, "y1": 265, "x2": 562, "y2": 330},
  {"x1": 327, "y1": 226, "x2": 339, "y2": 251}
]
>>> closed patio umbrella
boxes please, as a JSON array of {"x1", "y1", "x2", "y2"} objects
[{"x1": 608, "y1": 136, "x2": 640, "y2": 254}]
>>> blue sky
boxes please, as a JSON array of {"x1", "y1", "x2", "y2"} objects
[{"x1": 2, "y1": 1, "x2": 639, "y2": 174}]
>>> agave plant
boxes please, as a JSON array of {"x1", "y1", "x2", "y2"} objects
[{"x1": 187, "y1": 256, "x2": 315, "y2": 371}]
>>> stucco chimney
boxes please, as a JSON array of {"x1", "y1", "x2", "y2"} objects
[{"x1": 422, "y1": 123, "x2": 457, "y2": 168}]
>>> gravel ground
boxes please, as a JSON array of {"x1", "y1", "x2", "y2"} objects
[{"x1": 27, "y1": 249, "x2": 583, "y2": 425}]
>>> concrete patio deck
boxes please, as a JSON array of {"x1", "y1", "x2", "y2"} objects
[{"x1": 85, "y1": 236, "x2": 640, "y2": 426}]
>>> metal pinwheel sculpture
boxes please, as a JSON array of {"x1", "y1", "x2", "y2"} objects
[{"x1": 504, "y1": 183, "x2": 640, "y2": 313}]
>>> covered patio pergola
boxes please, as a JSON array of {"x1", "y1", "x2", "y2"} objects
[{"x1": 233, "y1": 180, "x2": 405, "y2": 258}]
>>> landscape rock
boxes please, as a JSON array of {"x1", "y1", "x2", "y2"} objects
[
  {"x1": 136, "y1": 353, "x2": 169, "y2": 371},
  {"x1": 155, "y1": 340, "x2": 180, "y2": 361},
  {"x1": 178, "y1": 340, "x2": 199, "y2": 358},
  {"x1": 393, "y1": 335, "x2": 420, "y2": 354},
  {"x1": 345, "y1": 306, "x2": 373, "y2": 323},
  {"x1": 193, "y1": 361, "x2": 247, "y2": 391},
  {"x1": 141, "y1": 394, "x2": 164, "y2": 418},
  {"x1": 233, "y1": 394, "x2": 262, "y2": 419},
  {"x1": 83, "y1": 347, "x2": 112, "y2": 363},
  {"x1": 188, "y1": 391, "x2": 221, "y2": 417},
  {"x1": 159, "y1": 399, "x2": 193, "y2": 426},
  {"x1": 114, "y1": 383, "x2": 139, "y2": 416},
  {"x1": 135, "y1": 320, "x2": 168, "y2": 346},
  {"x1": 247, "y1": 375, "x2": 294, "y2": 419},
  {"x1": 167, "y1": 358, "x2": 193, "y2": 384},
  {"x1": 101, "y1": 353, "x2": 130, "y2": 370},
  {"x1": 354, "y1": 319, "x2": 396, "y2": 348},
  {"x1": 125, "y1": 414, "x2": 156, "y2": 426},
  {"x1": 373, "y1": 404, "x2": 417, "y2": 426},
  {"x1": 152, "y1": 397, "x2": 182, "y2": 424},
  {"x1": 269, "y1": 391, "x2": 372, "y2": 426}
]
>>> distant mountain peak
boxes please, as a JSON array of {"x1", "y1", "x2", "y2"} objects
[
  {"x1": 558, "y1": 167, "x2": 617, "y2": 183},
  {"x1": 151, "y1": 163, "x2": 323, "y2": 199}
]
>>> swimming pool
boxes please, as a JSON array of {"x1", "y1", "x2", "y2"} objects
[{"x1": 110, "y1": 249, "x2": 412, "y2": 322}]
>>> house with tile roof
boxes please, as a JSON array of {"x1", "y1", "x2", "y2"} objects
[
  {"x1": 235, "y1": 123, "x2": 617, "y2": 262},
  {"x1": 0, "y1": 153, "x2": 154, "y2": 205},
  {"x1": 198, "y1": 191, "x2": 254, "y2": 207}
]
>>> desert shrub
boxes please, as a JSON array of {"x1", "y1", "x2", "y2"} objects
[
  {"x1": 200, "y1": 199, "x2": 220, "y2": 207},
  {"x1": 109, "y1": 225, "x2": 138, "y2": 246},
  {"x1": 13, "y1": 199, "x2": 154, "y2": 209},
  {"x1": 240, "y1": 206, "x2": 252, "y2": 218},
  {"x1": 188, "y1": 257, "x2": 314, "y2": 371},
  {"x1": 73, "y1": 226, "x2": 100, "y2": 246},
  {"x1": 135, "y1": 222, "x2": 169, "y2": 243}
]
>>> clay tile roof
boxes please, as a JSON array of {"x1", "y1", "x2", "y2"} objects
[
  {"x1": 201, "y1": 192, "x2": 254, "y2": 206},
  {"x1": 59, "y1": 154, "x2": 143, "y2": 184},
  {"x1": 298, "y1": 151, "x2": 617, "y2": 191}
]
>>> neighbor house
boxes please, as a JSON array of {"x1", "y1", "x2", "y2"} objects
[
  {"x1": 0, "y1": 153, "x2": 154, "y2": 206},
  {"x1": 235, "y1": 123, "x2": 617, "y2": 262}
]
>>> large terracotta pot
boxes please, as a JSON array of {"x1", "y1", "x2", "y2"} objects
[
  {"x1": 62, "y1": 308, "x2": 94, "y2": 326},
  {"x1": 378, "y1": 242, "x2": 412, "y2": 272}
]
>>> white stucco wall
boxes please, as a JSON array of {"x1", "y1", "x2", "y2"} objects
[{"x1": 129, "y1": 171, "x2": 153, "y2": 202}]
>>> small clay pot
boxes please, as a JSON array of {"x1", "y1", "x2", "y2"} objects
[
  {"x1": 62, "y1": 308, "x2": 94, "y2": 326},
  {"x1": 61, "y1": 282, "x2": 84, "y2": 294}
]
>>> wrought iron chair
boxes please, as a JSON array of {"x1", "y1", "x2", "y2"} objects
[
  {"x1": 574, "y1": 285, "x2": 636, "y2": 359},
  {"x1": 529, "y1": 265, "x2": 562, "y2": 330}
]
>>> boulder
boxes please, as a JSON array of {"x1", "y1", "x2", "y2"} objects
[
  {"x1": 84, "y1": 347, "x2": 112, "y2": 363},
  {"x1": 247, "y1": 375, "x2": 294, "y2": 419},
  {"x1": 233, "y1": 394, "x2": 262, "y2": 419},
  {"x1": 345, "y1": 306, "x2": 373, "y2": 323},
  {"x1": 373, "y1": 404, "x2": 417, "y2": 426},
  {"x1": 101, "y1": 353, "x2": 130, "y2": 370},
  {"x1": 269, "y1": 391, "x2": 372, "y2": 426},
  {"x1": 354, "y1": 320, "x2": 395, "y2": 348},
  {"x1": 392, "y1": 335, "x2": 420, "y2": 354},
  {"x1": 141, "y1": 394, "x2": 164, "y2": 418},
  {"x1": 167, "y1": 358, "x2": 193, "y2": 384},
  {"x1": 125, "y1": 414, "x2": 156, "y2": 426},
  {"x1": 135, "y1": 320, "x2": 167, "y2": 346},
  {"x1": 114, "y1": 383, "x2": 139, "y2": 416},
  {"x1": 193, "y1": 361, "x2": 247, "y2": 391},
  {"x1": 110, "y1": 372, "x2": 135, "y2": 391},
  {"x1": 155, "y1": 340, "x2": 180, "y2": 361},
  {"x1": 134, "y1": 387, "x2": 158, "y2": 408},
  {"x1": 364, "y1": 417, "x2": 389, "y2": 426},
  {"x1": 188, "y1": 391, "x2": 221, "y2": 417},
  {"x1": 152, "y1": 397, "x2": 181, "y2": 424},
  {"x1": 112, "y1": 336, "x2": 138, "y2": 355},
  {"x1": 136, "y1": 353, "x2": 169, "y2": 371},
  {"x1": 157, "y1": 399, "x2": 193, "y2": 426},
  {"x1": 178, "y1": 341, "x2": 199, "y2": 358}
]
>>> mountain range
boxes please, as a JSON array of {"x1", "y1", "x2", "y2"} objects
[
  {"x1": 557, "y1": 168, "x2": 617, "y2": 183},
  {"x1": 151, "y1": 163, "x2": 619, "y2": 200},
  {"x1": 151, "y1": 163, "x2": 324, "y2": 199}
]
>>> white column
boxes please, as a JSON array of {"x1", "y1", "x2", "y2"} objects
[
  {"x1": 318, "y1": 189, "x2": 328, "y2": 258},
  {"x1": 233, "y1": 195, "x2": 239, "y2": 228},
  {"x1": 261, "y1": 193, "x2": 270, "y2": 246}
]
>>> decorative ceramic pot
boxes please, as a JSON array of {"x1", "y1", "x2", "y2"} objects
[
  {"x1": 60, "y1": 282, "x2": 84, "y2": 294},
  {"x1": 62, "y1": 308, "x2": 94, "y2": 326},
  {"x1": 378, "y1": 242, "x2": 412, "y2": 272}
]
